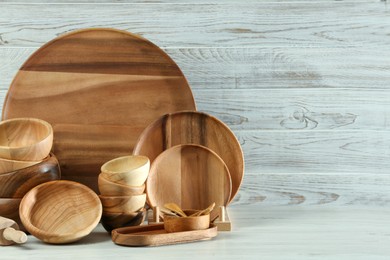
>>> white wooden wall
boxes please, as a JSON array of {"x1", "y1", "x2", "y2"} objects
[{"x1": 1, "y1": 0, "x2": 389, "y2": 207}]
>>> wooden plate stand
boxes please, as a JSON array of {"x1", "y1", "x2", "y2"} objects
[{"x1": 147, "y1": 206, "x2": 231, "y2": 231}]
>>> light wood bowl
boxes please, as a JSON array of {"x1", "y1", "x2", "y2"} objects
[
  {"x1": 19, "y1": 180, "x2": 102, "y2": 244},
  {"x1": 101, "y1": 208, "x2": 146, "y2": 233},
  {"x1": 98, "y1": 174, "x2": 145, "y2": 196},
  {"x1": 100, "y1": 155, "x2": 149, "y2": 186},
  {"x1": 99, "y1": 194, "x2": 146, "y2": 213},
  {"x1": 0, "y1": 153, "x2": 60, "y2": 198},
  {"x1": 163, "y1": 210, "x2": 210, "y2": 233},
  {"x1": 0, "y1": 157, "x2": 41, "y2": 175},
  {"x1": 0, "y1": 118, "x2": 53, "y2": 161},
  {"x1": 0, "y1": 198, "x2": 25, "y2": 232}
]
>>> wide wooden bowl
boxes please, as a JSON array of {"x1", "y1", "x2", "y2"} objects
[
  {"x1": 0, "y1": 153, "x2": 60, "y2": 198},
  {"x1": 101, "y1": 208, "x2": 146, "y2": 233},
  {"x1": 0, "y1": 157, "x2": 41, "y2": 175},
  {"x1": 0, "y1": 118, "x2": 53, "y2": 161},
  {"x1": 99, "y1": 194, "x2": 146, "y2": 213},
  {"x1": 100, "y1": 155, "x2": 149, "y2": 186},
  {"x1": 0, "y1": 198, "x2": 25, "y2": 231},
  {"x1": 98, "y1": 174, "x2": 145, "y2": 196},
  {"x1": 19, "y1": 180, "x2": 102, "y2": 244},
  {"x1": 164, "y1": 210, "x2": 210, "y2": 233}
]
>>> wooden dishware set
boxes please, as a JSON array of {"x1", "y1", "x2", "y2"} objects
[
  {"x1": 0, "y1": 28, "x2": 244, "y2": 246},
  {"x1": 0, "y1": 118, "x2": 60, "y2": 233}
]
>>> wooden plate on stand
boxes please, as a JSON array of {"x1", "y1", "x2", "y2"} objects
[
  {"x1": 134, "y1": 111, "x2": 243, "y2": 203},
  {"x1": 2, "y1": 28, "x2": 196, "y2": 192},
  {"x1": 146, "y1": 144, "x2": 232, "y2": 221}
]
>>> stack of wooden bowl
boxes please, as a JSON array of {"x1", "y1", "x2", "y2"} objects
[
  {"x1": 98, "y1": 155, "x2": 149, "y2": 232},
  {"x1": 0, "y1": 118, "x2": 61, "y2": 230}
]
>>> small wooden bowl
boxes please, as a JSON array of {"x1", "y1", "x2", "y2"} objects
[
  {"x1": 99, "y1": 194, "x2": 146, "y2": 213},
  {"x1": 0, "y1": 157, "x2": 41, "y2": 175},
  {"x1": 163, "y1": 210, "x2": 210, "y2": 233},
  {"x1": 100, "y1": 155, "x2": 149, "y2": 186},
  {"x1": 0, "y1": 153, "x2": 60, "y2": 198},
  {"x1": 101, "y1": 208, "x2": 146, "y2": 233},
  {"x1": 0, "y1": 198, "x2": 25, "y2": 232},
  {"x1": 0, "y1": 118, "x2": 53, "y2": 161},
  {"x1": 19, "y1": 180, "x2": 102, "y2": 244},
  {"x1": 98, "y1": 174, "x2": 145, "y2": 196}
]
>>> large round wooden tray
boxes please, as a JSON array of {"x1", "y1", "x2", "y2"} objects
[{"x1": 2, "y1": 28, "x2": 196, "y2": 192}]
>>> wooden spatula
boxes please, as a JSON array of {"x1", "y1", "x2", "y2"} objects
[{"x1": 0, "y1": 216, "x2": 27, "y2": 246}]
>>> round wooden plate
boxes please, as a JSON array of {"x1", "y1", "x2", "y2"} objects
[
  {"x1": 2, "y1": 28, "x2": 196, "y2": 192},
  {"x1": 146, "y1": 144, "x2": 232, "y2": 220},
  {"x1": 134, "y1": 111, "x2": 244, "y2": 203}
]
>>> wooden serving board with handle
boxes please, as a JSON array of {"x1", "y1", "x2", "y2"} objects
[
  {"x1": 112, "y1": 223, "x2": 217, "y2": 247},
  {"x1": 2, "y1": 28, "x2": 196, "y2": 192}
]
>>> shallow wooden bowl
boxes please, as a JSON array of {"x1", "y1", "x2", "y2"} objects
[
  {"x1": 0, "y1": 118, "x2": 53, "y2": 161},
  {"x1": 100, "y1": 155, "x2": 149, "y2": 186},
  {"x1": 99, "y1": 194, "x2": 146, "y2": 213},
  {"x1": 19, "y1": 180, "x2": 102, "y2": 244},
  {"x1": 98, "y1": 174, "x2": 145, "y2": 196},
  {"x1": 164, "y1": 210, "x2": 210, "y2": 233},
  {"x1": 0, "y1": 153, "x2": 60, "y2": 198},
  {"x1": 0, "y1": 198, "x2": 25, "y2": 232},
  {"x1": 0, "y1": 157, "x2": 41, "y2": 175},
  {"x1": 101, "y1": 208, "x2": 146, "y2": 233}
]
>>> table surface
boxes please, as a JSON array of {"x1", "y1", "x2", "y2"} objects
[{"x1": 3, "y1": 204, "x2": 390, "y2": 260}]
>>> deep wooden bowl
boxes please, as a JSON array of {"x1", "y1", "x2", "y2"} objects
[
  {"x1": 100, "y1": 155, "x2": 149, "y2": 186},
  {"x1": 163, "y1": 210, "x2": 210, "y2": 233},
  {"x1": 19, "y1": 180, "x2": 102, "y2": 244},
  {"x1": 0, "y1": 157, "x2": 41, "y2": 175},
  {"x1": 0, "y1": 198, "x2": 25, "y2": 231},
  {"x1": 99, "y1": 194, "x2": 146, "y2": 213},
  {"x1": 0, "y1": 153, "x2": 60, "y2": 198},
  {"x1": 98, "y1": 174, "x2": 145, "y2": 196},
  {"x1": 0, "y1": 118, "x2": 53, "y2": 161},
  {"x1": 101, "y1": 208, "x2": 146, "y2": 233}
]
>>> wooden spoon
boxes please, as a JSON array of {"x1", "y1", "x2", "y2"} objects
[
  {"x1": 189, "y1": 203, "x2": 216, "y2": 217},
  {"x1": 0, "y1": 216, "x2": 27, "y2": 246},
  {"x1": 164, "y1": 203, "x2": 187, "y2": 217},
  {"x1": 160, "y1": 208, "x2": 180, "y2": 217}
]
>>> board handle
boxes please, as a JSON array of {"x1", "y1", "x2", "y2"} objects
[{"x1": 3, "y1": 227, "x2": 27, "y2": 244}]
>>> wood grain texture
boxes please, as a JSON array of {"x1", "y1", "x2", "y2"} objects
[
  {"x1": 134, "y1": 111, "x2": 243, "y2": 202},
  {"x1": 0, "y1": 2, "x2": 389, "y2": 48},
  {"x1": 2, "y1": 28, "x2": 195, "y2": 192},
  {"x1": 112, "y1": 223, "x2": 218, "y2": 247},
  {"x1": 147, "y1": 145, "x2": 231, "y2": 220},
  {"x1": 19, "y1": 180, "x2": 102, "y2": 244}
]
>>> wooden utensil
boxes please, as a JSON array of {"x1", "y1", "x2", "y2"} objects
[
  {"x1": 112, "y1": 223, "x2": 218, "y2": 247},
  {"x1": 189, "y1": 202, "x2": 215, "y2": 217},
  {"x1": 0, "y1": 216, "x2": 27, "y2": 245},
  {"x1": 99, "y1": 194, "x2": 146, "y2": 213},
  {"x1": 3, "y1": 28, "x2": 196, "y2": 193},
  {"x1": 0, "y1": 153, "x2": 60, "y2": 198},
  {"x1": 98, "y1": 174, "x2": 145, "y2": 196},
  {"x1": 0, "y1": 198, "x2": 24, "y2": 231},
  {"x1": 100, "y1": 155, "x2": 150, "y2": 186},
  {"x1": 19, "y1": 180, "x2": 102, "y2": 244},
  {"x1": 164, "y1": 203, "x2": 187, "y2": 217},
  {"x1": 101, "y1": 208, "x2": 146, "y2": 233},
  {"x1": 164, "y1": 210, "x2": 210, "y2": 233},
  {"x1": 133, "y1": 111, "x2": 243, "y2": 203},
  {"x1": 146, "y1": 145, "x2": 232, "y2": 221},
  {"x1": 0, "y1": 118, "x2": 53, "y2": 161}
]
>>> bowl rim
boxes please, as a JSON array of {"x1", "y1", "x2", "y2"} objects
[
  {"x1": 100, "y1": 155, "x2": 149, "y2": 175},
  {"x1": 19, "y1": 180, "x2": 102, "y2": 243},
  {"x1": 0, "y1": 153, "x2": 58, "y2": 177},
  {"x1": 0, "y1": 118, "x2": 53, "y2": 149}
]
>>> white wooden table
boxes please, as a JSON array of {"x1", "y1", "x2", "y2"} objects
[{"x1": 3, "y1": 204, "x2": 390, "y2": 259}]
